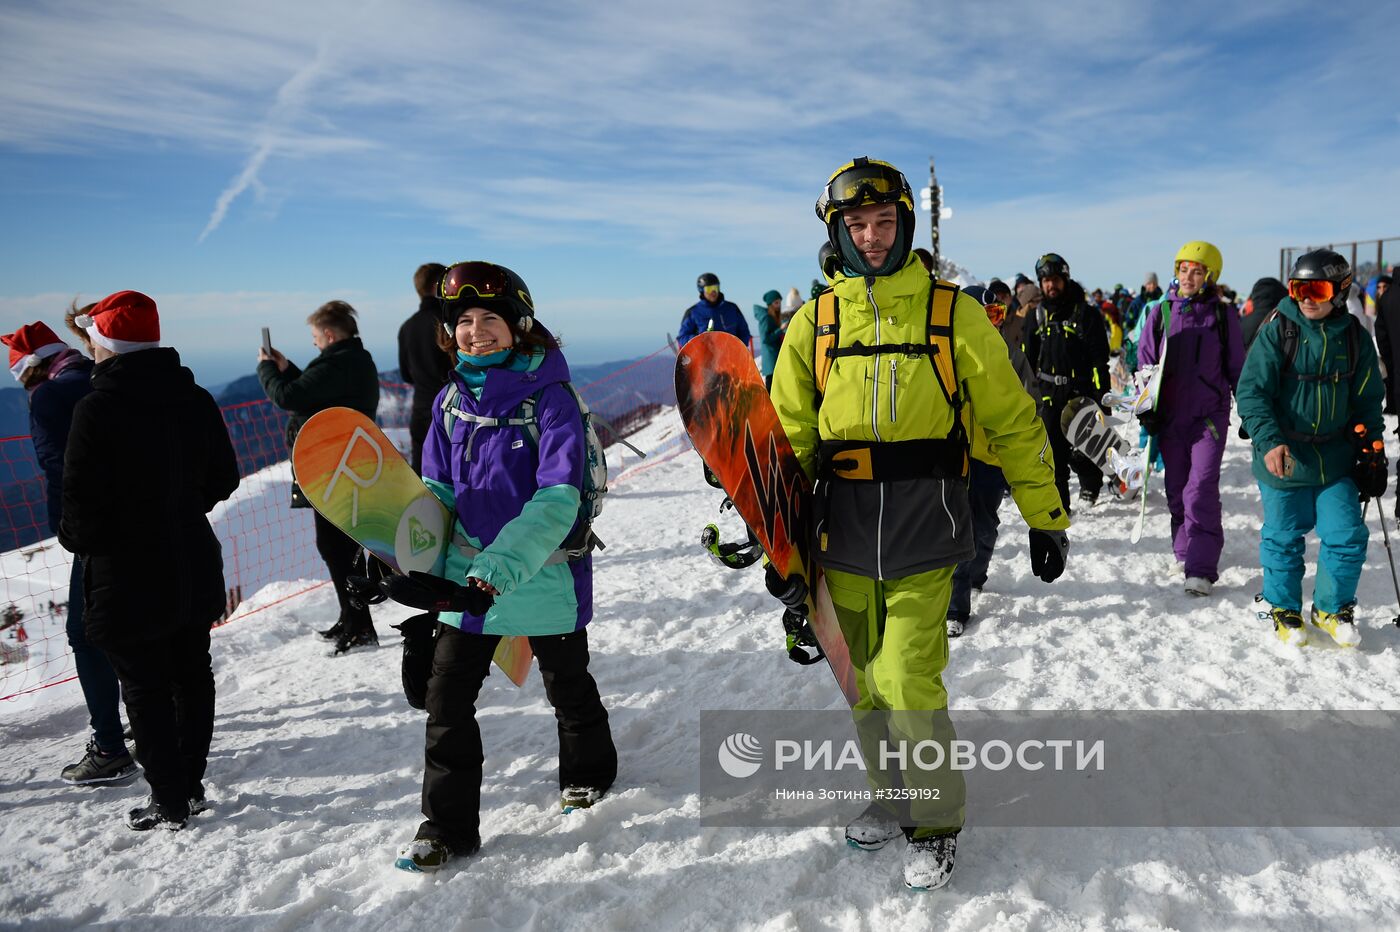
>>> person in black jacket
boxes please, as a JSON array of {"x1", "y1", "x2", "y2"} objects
[
  {"x1": 1239, "y1": 277, "x2": 1288, "y2": 352},
  {"x1": 258, "y1": 300, "x2": 381, "y2": 652},
  {"x1": 398, "y1": 263, "x2": 451, "y2": 473},
  {"x1": 1374, "y1": 275, "x2": 1400, "y2": 418},
  {"x1": 1022, "y1": 252, "x2": 1111, "y2": 510},
  {"x1": 3, "y1": 319, "x2": 136, "y2": 786},
  {"x1": 58, "y1": 291, "x2": 240, "y2": 830}
]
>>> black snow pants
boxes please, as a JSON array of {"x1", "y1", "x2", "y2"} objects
[
  {"x1": 417, "y1": 624, "x2": 617, "y2": 852},
  {"x1": 104, "y1": 624, "x2": 216, "y2": 817}
]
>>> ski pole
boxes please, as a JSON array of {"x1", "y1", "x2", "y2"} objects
[{"x1": 1365, "y1": 498, "x2": 1400, "y2": 627}]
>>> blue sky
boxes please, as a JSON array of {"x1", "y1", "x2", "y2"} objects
[{"x1": 2, "y1": 0, "x2": 1398, "y2": 386}]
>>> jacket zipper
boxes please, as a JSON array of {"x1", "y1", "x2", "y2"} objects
[
  {"x1": 876, "y1": 481, "x2": 885, "y2": 580},
  {"x1": 868, "y1": 278, "x2": 883, "y2": 442},
  {"x1": 889, "y1": 358, "x2": 898, "y2": 422},
  {"x1": 940, "y1": 480, "x2": 958, "y2": 539}
]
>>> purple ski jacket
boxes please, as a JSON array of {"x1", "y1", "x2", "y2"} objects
[
  {"x1": 1138, "y1": 286, "x2": 1244, "y2": 420},
  {"x1": 420, "y1": 342, "x2": 592, "y2": 636}
]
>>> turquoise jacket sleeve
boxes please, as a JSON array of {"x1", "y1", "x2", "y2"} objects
[{"x1": 468, "y1": 484, "x2": 581, "y2": 595}]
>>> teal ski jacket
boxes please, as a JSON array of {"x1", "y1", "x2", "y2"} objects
[{"x1": 1236, "y1": 299, "x2": 1383, "y2": 489}]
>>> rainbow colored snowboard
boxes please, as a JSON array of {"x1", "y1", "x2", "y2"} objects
[
  {"x1": 675, "y1": 332, "x2": 859, "y2": 707},
  {"x1": 292, "y1": 407, "x2": 532, "y2": 686}
]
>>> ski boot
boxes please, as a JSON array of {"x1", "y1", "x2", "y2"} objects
[
  {"x1": 1310, "y1": 603, "x2": 1361, "y2": 647},
  {"x1": 1078, "y1": 488, "x2": 1099, "y2": 508},
  {"x1": 1184, "y1": 577, "x2": 1212, "y2": 597},
  {"x1": 904, "y1": 831, "x2": 958, "y2": 890},
  {"x1": 561, "y1": 786, "x2": 607, "y2": 813},
  {"x1": 946, "y1": 613, "x2": 966, "y2": 639},
  {"x1": 845, "y1": 803, "x2": 902, "y2": 851},
  {"x1": 1268, "y1": 607, "x2": 1308, "y2": 647},
  {"x1": 61, "y1": 739, "x2": 138, "y2": 786}
]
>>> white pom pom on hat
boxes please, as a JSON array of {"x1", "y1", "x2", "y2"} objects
[
  {"x1": 1, "y1": 321, "x2": 67, "y2": 381},
  {"x1": 78, "y1": 290, "x2": 160, "y2": 354}
]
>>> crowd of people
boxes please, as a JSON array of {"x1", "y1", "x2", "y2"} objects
[{"x1": 5, "y1": 154, "x2": 1399, "y2": 893}]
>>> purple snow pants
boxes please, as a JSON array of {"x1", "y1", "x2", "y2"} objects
[{"x1": 1160, "y1": 412, "x2": 1228, "y2": 581}]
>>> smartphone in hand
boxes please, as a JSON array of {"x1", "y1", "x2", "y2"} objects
[{"x1": 261, "y1": 327, "x2": 272, "y2": 354}]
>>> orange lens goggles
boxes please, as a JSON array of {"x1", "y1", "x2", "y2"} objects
[
  {"x1": 1288, "y1": 279, "x2": 1336, "y2": 304},
  {"x1": 983, "y1": 302, "x2": 1007, "y2": 326}
]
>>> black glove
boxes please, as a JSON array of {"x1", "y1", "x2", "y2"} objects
[
  {"x1": 1028, "y1": 529, "x2": 1069, "y2": 583},
  {"x1": 765, "y1": 564, "x2": 809, "y2": 615},
  {"x1": 1354, "y1": 444, "x2": 1387, "y2": 502},
  {"x1": 383, "y1": 571, "x2": 495, "y2": 616},
  {"x1": 346, "y1": 549, "x2": 391, "y2": 610},
  {"x1": 1138, "y1": 409, "x2": 1161, "y2": 436},
  {"x1": 390, "y1": 613, "x2": 438, "y2": 710}
]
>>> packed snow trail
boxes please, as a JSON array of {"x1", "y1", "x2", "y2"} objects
[{"x1": 3, "y1": 407, "x2": 1400, "y2": 929}]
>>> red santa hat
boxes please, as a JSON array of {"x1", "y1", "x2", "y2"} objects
[
  {"x1": 1, "y1": 322, "x2": 67, "y2": 381},
  {"x1": 75, "y1": 290, "x2": 161, "y2": 354}
]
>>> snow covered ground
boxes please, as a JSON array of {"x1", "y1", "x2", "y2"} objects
[{"x1": 4, "y1": 406, "x2": 1400, "y2": 930}]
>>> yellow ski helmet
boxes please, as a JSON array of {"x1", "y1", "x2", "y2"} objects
[
  {"x1": 815, "y1": 157, "x2": 916, "y2": 277},
  {"x1": 1174, "y1": 241, "x2": 1223, "y2": 285}
]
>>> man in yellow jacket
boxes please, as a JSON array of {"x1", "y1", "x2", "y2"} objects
[{"x1": 770, "y1": 157, "x2": 1070, "y2": 890}]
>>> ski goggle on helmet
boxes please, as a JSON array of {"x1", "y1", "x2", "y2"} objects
[
  {"x1": 439, "y1": 261, "x2": 535, "y2": 331},
  {"x1": 1035, "y1": 253, "x2": 1069, "y2": 281},
  {"x1": 815, "y1": 157, "x2": 914, "y2": 223},
  {"x1": 1288, "y1": 248, "x2": 1352, "y2": 307},
  {"x1": 982, "y1": 300, "x2": 1007, "y2": 327}
]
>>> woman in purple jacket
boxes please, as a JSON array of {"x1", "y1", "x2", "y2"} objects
[
  {"x1": 1137, "y1": 241, "x2": 1244, "y2": 597},
  {"x1": 389, "y1": 261, "x2": 616, "y2": 873}
]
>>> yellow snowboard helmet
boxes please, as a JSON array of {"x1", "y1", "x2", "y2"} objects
[{"x1": 1174, "y1": 241, "x2": 1223, "y2": 285}]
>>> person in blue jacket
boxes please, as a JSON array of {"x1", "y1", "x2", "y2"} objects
[
  {"x1": 677, "y1": 273, "x2": 751, "y2": 348},
  {"x1": 2, "y1": 318, "x2": 135, "y2": 787}
]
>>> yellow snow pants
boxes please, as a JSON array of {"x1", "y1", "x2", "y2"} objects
[{"x1": 824, "y1": 566, "x2": 965, "y2": 837}]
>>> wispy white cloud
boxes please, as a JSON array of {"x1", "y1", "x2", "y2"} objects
[{"x1": 1, "y1": 0, "x2": 1397, "y2": 269}]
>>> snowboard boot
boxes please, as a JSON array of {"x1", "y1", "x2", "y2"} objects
[
  {"x1": 1270, "y1": 607, "x2": 1308, "y2": 647},
  {"x1": 126, "y1": 796, "x2": 189, "y2": 831},
  {"x1": 845, "y1": 803, "x2": 902, "y2": 851},
  {"x1": 1078, "y1": 488, "x2": 1099, "y2": 508},
  {"x1": 1184, "y1": 577, "x2": 1212, "y2": 597},
  {"x1": 561, "y1": 786, "x2": 607, "y2": 813},
  {"x1": 61, "y1": 739, "x2": 138, "y2": 786},
  {"x1": 395, "y1": 836, "x2": 460, "y2": 873},
  {"x1": 1310, "y1": 603, "x2": 1361, "y2": 647},
  {"x1": 317, "y1": 619, "x2": 345, "y2": 641},
  {"x1": 903, "y1": 831, "x2": 958, "y2": 890},
  {"x1": 946, "y1": 613, "x2": 966, "y2": 639},
  {"x1": 331, "y1": 627, "x2": 379, "y2": 656},
  {"x1": 782, "y1": 610, "x2": 824, "y2": 665}
]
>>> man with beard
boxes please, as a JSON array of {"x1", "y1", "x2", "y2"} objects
[{"x1": 1022, "y1": 253, "x2": 1111, "y2": 510}]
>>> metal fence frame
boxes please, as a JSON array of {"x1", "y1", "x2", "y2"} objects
[{"x1": 1280, "y1": 237, "x2": 1399, "y2": 282}]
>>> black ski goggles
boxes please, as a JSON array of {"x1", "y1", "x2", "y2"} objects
[
  {"x1": 816, "y1": 162, "x2": 911, "y2": 222},
  {"x1": 440, "y1": 261, "x2": 533, "y2": 311},
  {"x1": 1035, "y1": 253, "x2": 1069, "y2": 280}
]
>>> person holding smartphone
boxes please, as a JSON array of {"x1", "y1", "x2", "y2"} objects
[{"x1": 257, "y1": 300, "x2": 381, "y2": 653}]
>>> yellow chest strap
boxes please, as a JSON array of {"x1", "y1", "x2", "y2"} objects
[{"x1": 812, "y1": 278, "x2": 961, "y2": 410}]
